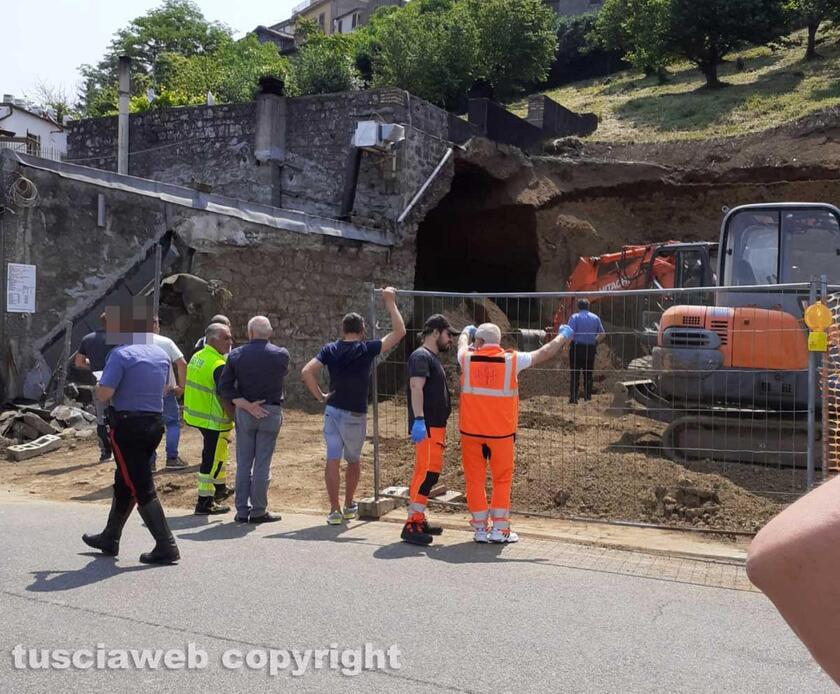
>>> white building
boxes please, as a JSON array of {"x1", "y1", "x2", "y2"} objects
[{"x1": 0, "y1": 95, "x2": 66, "y2": 161}]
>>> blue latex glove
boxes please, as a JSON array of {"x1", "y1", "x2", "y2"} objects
[
  {"x1": 411, "y1": 418, "x2": 428, "y2": 444},
  {"x1": 463, "y1": 325, "x2": 477, "y2": 339},
  {"x1": 559, "y1": 324, "x2": 574, "y2": 340}
]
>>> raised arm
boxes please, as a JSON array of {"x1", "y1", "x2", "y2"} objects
[
  {"x1": 528, "y1": 325, "x2": 573, "y2": 368},
  {"x1": 379, "y1": 287, "x2": 406, "y2": 353}
]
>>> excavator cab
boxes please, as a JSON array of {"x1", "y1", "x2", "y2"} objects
[
  {"x1": 613, "y1": 203, "x2": 840, "y2": 465},
  {"x1": 638, "y1": 243, "x2": 717, "y2": 345}
]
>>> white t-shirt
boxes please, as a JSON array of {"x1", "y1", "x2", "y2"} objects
[
  {"x1": 152, "y1": 334, "x2": 184, "y2": 363},
  {"x1": 457, "y1": 347, "x2": 532, "y2": 374},
  {"x1": 153, "y1": 334, "x2": 183, "y2": 390}
]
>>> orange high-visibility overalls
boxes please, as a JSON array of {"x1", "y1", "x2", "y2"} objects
[{"x1": 459, "y1": 346, "x2": 519, "y2": 532}]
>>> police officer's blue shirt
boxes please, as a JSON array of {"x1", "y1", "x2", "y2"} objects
[
  {"x1": 568, "y1": 310, "x2": 605, "y2": 346},
  {"x1": 100, "y1": 341, "x2": 170, "y2": 413}
]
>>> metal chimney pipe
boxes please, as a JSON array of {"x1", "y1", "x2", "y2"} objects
[{"x1": 117, "y1": 56, "x2": 131, "y2": 175}]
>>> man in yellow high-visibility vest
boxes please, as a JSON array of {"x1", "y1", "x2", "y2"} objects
[{"x1": 184, "y1": 322, "x2": 235, "y2": 515}]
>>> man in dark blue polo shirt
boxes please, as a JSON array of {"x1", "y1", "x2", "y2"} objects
[
  {"x1": 218, "y1": 315, "x2": 290, "y2": 524},
  {"x1": 74, "y1": 313, "x2": 115, "y2": 462},
  {"x1": 81, "y1": 302, "x2": 180, "y2": 565},
  {"x1": 567, "y1": 299, "x2": 605, "y2": 404},
  {"x1": 302, "y1": 287, "x2": 406, "y2": 525}
]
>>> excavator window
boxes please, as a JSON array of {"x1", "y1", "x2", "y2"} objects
[
  {"x1": 781, "y1": 210, "x2": 840, "y2": 284},
  {"x1": 724, "y1": 213, "x2": 779, "y2": 286}
]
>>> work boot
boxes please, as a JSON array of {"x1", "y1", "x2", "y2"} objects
[
  {"x1": 137, "y1": 498, "x2": 180, "y2": 565},
  {"x1": 421, "y1": 519, "x2": 444, "y2": 536},
  {"x1": 401, "y1": 513, "x2": 433, "y2": 546},
  {"x1": 213, "y1": 483, "x2": 234, "y2": 502},
  {"x1": 82, "y1": 494, "x2": 135, "y2": 556},
  {"x1": 194, "y1": 496, "x2": 230, "y2": 515}
]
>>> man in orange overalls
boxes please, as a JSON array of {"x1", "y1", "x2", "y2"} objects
[{"x1": 458, "y1": 322, "x2": 573, "y2": 543}]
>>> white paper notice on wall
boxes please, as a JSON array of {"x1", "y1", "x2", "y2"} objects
[{"x1": 6, "y1": 263, "x2": 36, "y2": 313}]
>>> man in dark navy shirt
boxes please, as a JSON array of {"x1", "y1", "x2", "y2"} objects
[
  {"x1": 74, "y1": 313, "x2": 115, "y2": 462},
  {"x1": 218, "y1": 315, "x2": 290, "y2": 523},
  {"x1": 302, "y1": 287, "x2": 406, "y2": 525},
  {"x1": 81, "y1": 302, "x2": 180, "y2": 565}
]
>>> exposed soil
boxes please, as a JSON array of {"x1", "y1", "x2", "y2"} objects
[{"x1": 0, "y1": 391, "x2": 796, "y2": 534}]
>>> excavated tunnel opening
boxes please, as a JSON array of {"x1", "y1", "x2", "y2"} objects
[{"x1": 415, "y1": 162, "x2": 540, "y2": 294}]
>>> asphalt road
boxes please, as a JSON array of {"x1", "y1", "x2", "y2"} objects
[{"x1": 0, "y1": 494, "x2": 833, "y2": 693}]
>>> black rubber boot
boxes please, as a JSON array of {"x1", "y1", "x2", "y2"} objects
[
  {"x1": 82, "y1": 494, "x2": 135, "y2": 556},
  {"x1": 401, "y1": 517, "x2": 433, "y2": 546},
  {"x1": 214, "y1": 484, "x2": 234, "y2": 502},
  {"x1": 421, "y1": 519, "x2": 444, "y2": 536},
  {"x1": 195, "y1": 496, "x2": 230, "y2": 515},
  {"x1": 137, "y1": 498, "x2": 180, "y2": 565}
]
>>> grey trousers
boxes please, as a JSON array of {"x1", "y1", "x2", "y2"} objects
[{"x1": 234, "y1": 405, "x2": 282, "y2": 517}]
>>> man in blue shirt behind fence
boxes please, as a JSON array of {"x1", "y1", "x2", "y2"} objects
[{"x1": 567, "y1": 299, "x2": 605, "y2": 404}]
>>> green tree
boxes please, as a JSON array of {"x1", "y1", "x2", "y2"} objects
[
  {"x1": 467, "y1": 0, "x2": 558, "y2": 98},
  {"x1": 786, "y1": 0, "x2": 840, "y2": 59},
  {"x1": 369, "y1": 2, "x2": 479, "y2": 110},
  {"x1": 594, "y1": 0, "x2": 673, "y2": 80},
  {"x1": 667, "y1": 0, "x2": 787, "y2": 88},
  {"x1": 162, "y1": 35, "x2": 289, "y2": 104},
  {"x1": 78, "y1": 0, "x2": 231, "y2": 116},
  {"x1": 285, "y1": 23, "x2": 364, "y2": 96}
]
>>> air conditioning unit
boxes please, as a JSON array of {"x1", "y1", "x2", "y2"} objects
[{"x1": 352, "y1": 121, "x2": 406, "y2": 152}]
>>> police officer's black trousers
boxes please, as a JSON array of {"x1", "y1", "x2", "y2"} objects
[
  {"x1": 110, "y1": 414, "x2": 164, "y2": 506},
  {"x1": 569, "y1": 342, "x2": 597, "y2": 402}
]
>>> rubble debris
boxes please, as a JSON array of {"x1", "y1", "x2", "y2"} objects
[
  {"x1": 7, "y1": 434, "x2": 63, "y2": 462},
  {"x1": 0, "y1": 402, "x2": 96, "y2": 446}
]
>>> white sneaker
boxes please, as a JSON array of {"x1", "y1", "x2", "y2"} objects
[
  {"x1": 473, "y1": 527, "x2": 490, "y2": 543},
  {"x1": 488, "y1": 528, "x2": 519, "y2": 543},
  {"x1": 326, "y1": 510, "x2": 344, "y2": 525}
]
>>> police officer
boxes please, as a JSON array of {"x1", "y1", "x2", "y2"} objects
[
  {"x1": 82, "y1": 302, "x2": 180, "y2": 565},
  {"x1": 183, "y1": 322, "x2": 235, "y2": 515},
  {"x1": 457, "y1": 322, "x2": 573, "y2": 543},
  {"x1": 567, "y1": 299, "x2": 605, "y2": 404}
]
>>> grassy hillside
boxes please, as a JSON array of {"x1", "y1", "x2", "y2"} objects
[{"x1": 514, "y1": 28, "x2": 840, "y2": 143}]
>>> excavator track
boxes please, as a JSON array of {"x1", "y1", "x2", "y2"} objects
[{"x1": 610, "y1": 379, "x2": 818, "y2": 468}]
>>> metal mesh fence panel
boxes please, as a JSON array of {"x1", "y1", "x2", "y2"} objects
[{"x1": 371, "y1": 284, "x2": 822, "y2": 533}]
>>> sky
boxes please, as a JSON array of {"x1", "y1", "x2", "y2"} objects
[{"x1": 1, "y1": 1, "x2": 299, "y2": 102}]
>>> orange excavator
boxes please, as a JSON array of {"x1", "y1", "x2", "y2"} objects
[
  {"x1": 516, "y1": 241, "x2": 718, "y2": 353},
  {"x1": 610, "y1": 202, "x2": 840, "y2": 467},
  {"x1": 547, "y1": 241, "x2": 718, "y2": 334}
]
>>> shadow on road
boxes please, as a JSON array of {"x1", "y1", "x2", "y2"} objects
[
  {"x1": 177, "y1": 519, "x2": 256, "y2": 541},
  {"x1": 265, "y1": 522, "x2": 371, "y2": 544},
  {"x1": 373, "y1": 540, "x2": 550, "y2": 566},
  {"x1": 27, "y1": 554, "x2": 156, "y2": 592}
]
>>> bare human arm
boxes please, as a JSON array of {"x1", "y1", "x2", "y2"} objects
[
  {"x1": 746, "y1": 476, "x2": 840, "y2": 685},
  {"x1": 302, "y1": 357, "x2": 331, "y2": 403},
  {"x1": 96, "y1": 385, "x2": 115, "y2": 403},
  {"x1": 74, "y1": 352, "x2": 89, "y2": 370},
  {"x1": 173, "y1": 357, "x2": 187, "y2": 397},
  {"x1": 409, "y1": 376, "x2": 426, "y2": 418},
  {"x1": 528, "y1": 332, "x2": 572, "y2": 368},
  {"x1": 379, "y1": 287, "x2": 406, "y2": 354}
]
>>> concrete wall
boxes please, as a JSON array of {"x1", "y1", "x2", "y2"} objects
[
  {"x1": 0, "y1": 151, "x2": 415, "y2": 404},
  {"x1": 67, "y1": 89, "x2": 472, "y2": 232}
]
